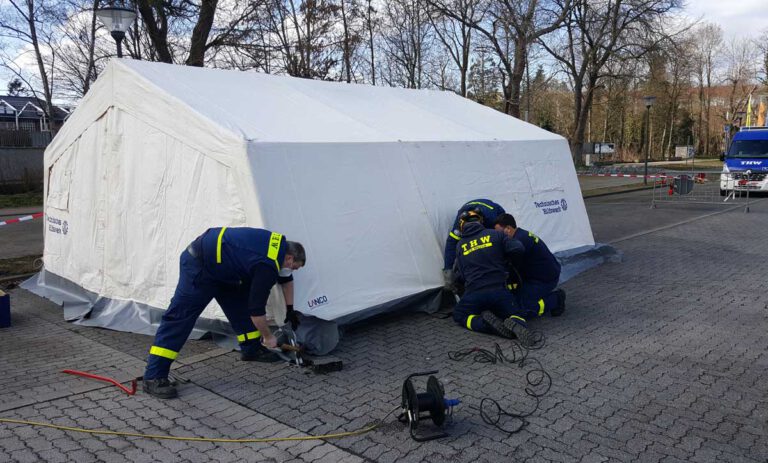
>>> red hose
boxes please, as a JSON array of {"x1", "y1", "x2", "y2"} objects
[{"x1": 62, "y1": 370, "x2": 137, "y2": 396}]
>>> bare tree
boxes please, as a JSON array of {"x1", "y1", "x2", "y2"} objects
[
  {"x1": 0, "y1": 0, "x2": 61, "y2": 121},
  {"x1": 541, "y1": 0, "x2": 682, "y2": 160},
  {"x1": 690, "y1": 22, "x2": 721, "y2": 157},
  {"x1": 430, "y1": 0, "x2": 571, "y2": 116},
  {"x1": 380, "y1": 0, "x2": 433, "y2": 89},
  {"x1": 363, "y1": 0, "x2": 379, "y2": 83},
  {"x1": 722, "y1": 37, "x2": 759, "y2": 127},
  {"x1": 427, "y1": 0, "x2": 480, "y2": 96},
  {"x1": 135, "y1": 0, "x2": 258, "y2": 66}
]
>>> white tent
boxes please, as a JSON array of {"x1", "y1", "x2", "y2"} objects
[{"x1": 27, "y1": 60, "x2": 595, "y2": 338}]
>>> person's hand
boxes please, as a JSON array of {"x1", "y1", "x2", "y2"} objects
[
  {"x1": 284, "y1": 304, "x2": 300, "y2": 330},
  {"x1": 261, "y1": 334, "x2": 278, "y2": 349}
]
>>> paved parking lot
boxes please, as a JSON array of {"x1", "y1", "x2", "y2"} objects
[{"x1": 1, "y1": 191, "x2": 767, "y2": 462}]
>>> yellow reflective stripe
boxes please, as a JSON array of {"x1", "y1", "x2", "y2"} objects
[
  {"x1": 216, "y1": 227, "x2": 228, "y2": 264},
  {"x1": 267, "y1": 232, "x2": 282, "y2": 271},
  {"x1": 466, "y1": 314, "x2": 476, "y2": 330},
  {"x1": 509, "y1": 315, "x2": 526, "y2": 323},
  {"x1": 466, "y1": 201, "x2": 494, "y2": 209},
  {"x1": 149, "y1": 346, "x2": 178, "y2": 360},
  {"x1": 449, "y1": 231, "x2": 460, "y2": 240},
  {"x1": 538, "y1": 299, "x2": 545, "y2": 316},
  {"x1": 237, "y1": 331, "x2": 260, "y2": 343}
]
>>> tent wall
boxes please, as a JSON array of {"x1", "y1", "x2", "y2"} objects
[
  {"x1": 247, "y1": 138, "x2": 592, "y2": 322},
  {"x1": 44, "y1": 107, "x2": 249, "y2": 322}
]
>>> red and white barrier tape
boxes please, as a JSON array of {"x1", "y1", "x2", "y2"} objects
[
  {"x1": 0, "y1": 212, "x2": 44, "y2": 227},
  {"x1": 578, "y1": 173, "x2": 669, "y2": 178}
]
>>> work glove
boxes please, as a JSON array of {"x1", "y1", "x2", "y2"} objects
[
  {"x1": 442, "y1": 269, "x2": 455, "y2": 292},
  {"x1": 284, "y1": 304, "x2": 300, "y2": 331}
]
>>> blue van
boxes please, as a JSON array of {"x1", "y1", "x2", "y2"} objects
[{"x1": 720, "y1": 127, "x2": 768, "y2": 195}]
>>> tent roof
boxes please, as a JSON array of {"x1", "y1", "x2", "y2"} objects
[{"x1": 117, "y1": 60, "x2": 563, "y2": 144}]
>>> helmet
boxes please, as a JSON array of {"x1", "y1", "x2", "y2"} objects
[{"x1": 458, "y1": 209, "x2": 483, "y2": 233}]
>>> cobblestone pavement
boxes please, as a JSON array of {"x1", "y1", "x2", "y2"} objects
[{"x1": 1, "y1": 195, "x2": 767, "y2": 462}]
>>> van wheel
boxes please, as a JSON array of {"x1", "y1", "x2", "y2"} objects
[{"x1": 720, "y1": 189, "x2": 726, "y2": 196}]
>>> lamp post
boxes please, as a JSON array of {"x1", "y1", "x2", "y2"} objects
[
  {"x1": 642, "y1": 96, "x2": 656, "y2": 185},
  {"x1": 96, "y1": 6, "x2": 137, "y2": 58}
]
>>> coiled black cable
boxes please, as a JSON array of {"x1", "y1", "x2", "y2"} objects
[{"x1": 449, "y1": 341, "x2": 552, "y2": 435}]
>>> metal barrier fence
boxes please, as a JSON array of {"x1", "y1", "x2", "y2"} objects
[{"x1": 650, "y1": 171, "x2": 752, "y2": 212}]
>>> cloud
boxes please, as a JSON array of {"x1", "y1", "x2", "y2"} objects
[{"x1": 683, "y1": 0, "x2": 768, "y2": 39}]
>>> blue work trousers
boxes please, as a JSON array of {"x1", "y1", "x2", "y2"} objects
[
  {"x1": 144, "y1": 250, "x2": 260, "y2": 380},
  {"x1": 516, "y1": 279, "x2": 559, "y2": 319},
  {"x1": 453, "y1": 288, "x2": 526, "y2": 334}
]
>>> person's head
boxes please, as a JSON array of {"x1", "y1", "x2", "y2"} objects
[
  {"x1": 494, "y1": 213, "x2": 517, "y2": 237},
  {"x1": 280, "y1": 241, "x2": 306, "y2": 275},
  {"x1": 458, "y1": 209, "x2": 483, "y2": 233}
]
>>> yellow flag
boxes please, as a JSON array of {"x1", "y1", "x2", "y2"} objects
[
  {"x1": 745, "y1": 95, "x2": 752, "y2": 126},
  {"x1": 758, "y1": 99, "x2": 766, "y2": 127}
]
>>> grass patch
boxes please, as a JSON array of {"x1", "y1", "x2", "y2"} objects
[
  {"x1": 654, "y1": 159, "x2": 722, "y2": 171},
  {"x1": 582, "y1": 182, "x2": 653, "y2": 198},
  {"x1": 0, "y1": 192, "x2": 43, "y2": 209},
  {"x1": 0, "y1": 255, "x2": 42, "y2": 278}
]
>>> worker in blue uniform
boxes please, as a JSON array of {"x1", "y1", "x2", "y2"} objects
[
  {"x1": 143, "y1": 227, "x2": 306, "y2": 399},
  {"x1": 452, "y1": 211, "x2": 534, "y2": 345},
  {"x1": 443, "y1": 199, "x2": 505, "y2": 289},
  {"x1": 493, "y1": 213, "x2": 565, "y2": 318}
]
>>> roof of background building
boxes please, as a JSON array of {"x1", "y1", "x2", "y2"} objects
[{"x1": 0, "y1": 95, "x2": 68, "y2": 120}]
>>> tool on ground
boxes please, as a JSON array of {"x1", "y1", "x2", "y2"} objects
[
  {"x1": 398, "y1": 371, "x2": 459, "y2": 442},
  {"x1": 268, "y1": 326, "x2": 304, "y2": 366},
  {"x1": 62, "y1": 370, "x2": 137, "y2": 395}
]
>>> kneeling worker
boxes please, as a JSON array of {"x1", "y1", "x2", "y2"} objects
[
  {"x1": 143, "y1": 227, "x2": 306, "y2": 399},
  {"x1": 494, "y1": 214, "x2": 565, "y2": 318},
  {"x1": 452, "y1": 211, "x2": 533, "y2": 344},
  {"x1": 443, "y1": 198, "x2": 506, "y2": 288}
]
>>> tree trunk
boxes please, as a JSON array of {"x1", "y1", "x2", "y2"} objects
[
  {"x1": 26, "y1": 0, "x2": 53, "y2": 124},
  {"x1": 367, "y1": 0, "x2": 376, "y2": 84},
  {"x1": 507, "y1": 43, "x2": 526, "y2": 118},
  {"x1": 186, "y1": 0, "x2": 218, "y2": 66},
  {"x1": 341, "y1": 0, "x2": 352, "y2": 83},
  {"x1": 136, "y1": 0, "x2": 173, "y2": 63},
  {"x1": 83, "y1": 0, "x2": 99, "y2": 94}
]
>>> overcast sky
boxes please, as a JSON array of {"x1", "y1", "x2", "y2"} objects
[{"x1": 683, "y1": 0, "x2": 768, "y2": 39}]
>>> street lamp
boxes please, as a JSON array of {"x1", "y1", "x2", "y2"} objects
[
  {"x1": 96, "y1": 6, "x2": 137, "y2": 58},
  {"x1": 642, "y1": 96, "x2": 656, "y2": 185}
]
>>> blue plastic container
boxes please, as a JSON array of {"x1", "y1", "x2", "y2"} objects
[{"x1": 0, "y1": 291, "x2": 10, "y2": 328}]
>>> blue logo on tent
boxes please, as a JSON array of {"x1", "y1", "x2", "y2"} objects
[{"x1": 561, "y1": 199, "x2": 568, "y2": 211}]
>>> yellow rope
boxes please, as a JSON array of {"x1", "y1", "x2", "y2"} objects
[{"x1": 0, "y1": 417, "x2": 382, "y2": 443}]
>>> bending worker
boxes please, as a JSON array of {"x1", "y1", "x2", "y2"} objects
[
  {"x1": 443, "y1": 198, "x2": 505, "y2": 288},
  {"x1": 452, "y1": 211, "x2": 533, "y2": 345},
  {"x1": 494, "y1": 213, "x2": 565, "y2": 318},
  {"x1": 143, "y1": 227, "x2": 306, "y2": 399}
]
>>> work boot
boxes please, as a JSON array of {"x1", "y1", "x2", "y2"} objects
[
  {"x1": 241, "y1": 344, "x2": 280, "y2": 362},
  {"x1": 502, "y1": 317, "x2": 534, "y2": 347},
  {"x1": 551, "y1": 289, "x2": 566, "y2": 317},
  {"x1": 481, "y1": 311, "x2": 515, "y2": 339},
  {"x1": 143, "y1": 378, "x2": 178, "y2": 399}
]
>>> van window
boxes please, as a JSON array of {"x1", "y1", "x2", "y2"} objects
[{"x1": 728, "y1": 140, "x2": 768, "y2": 158}]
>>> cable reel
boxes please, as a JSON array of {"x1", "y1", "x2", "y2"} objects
[{"x1": 398, "y1": 371, "x2": 459, "y2": 442}]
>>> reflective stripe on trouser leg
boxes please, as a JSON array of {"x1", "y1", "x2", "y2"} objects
[
  {"x1": 466, "y1": 314, "x2": 476, "y2": 330},
  {"x1": 508, "y1": 315, "x2": 527, "y2": 327},
  {"x1": 237, "y1": 331, "x2": 261, "y2": 343},
  {"x1": 538, "y1": 299, "x2": 545, "y2": 316},
  {"x1": 149, "y1": 346, "x2": 178, "y2": 360}
]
